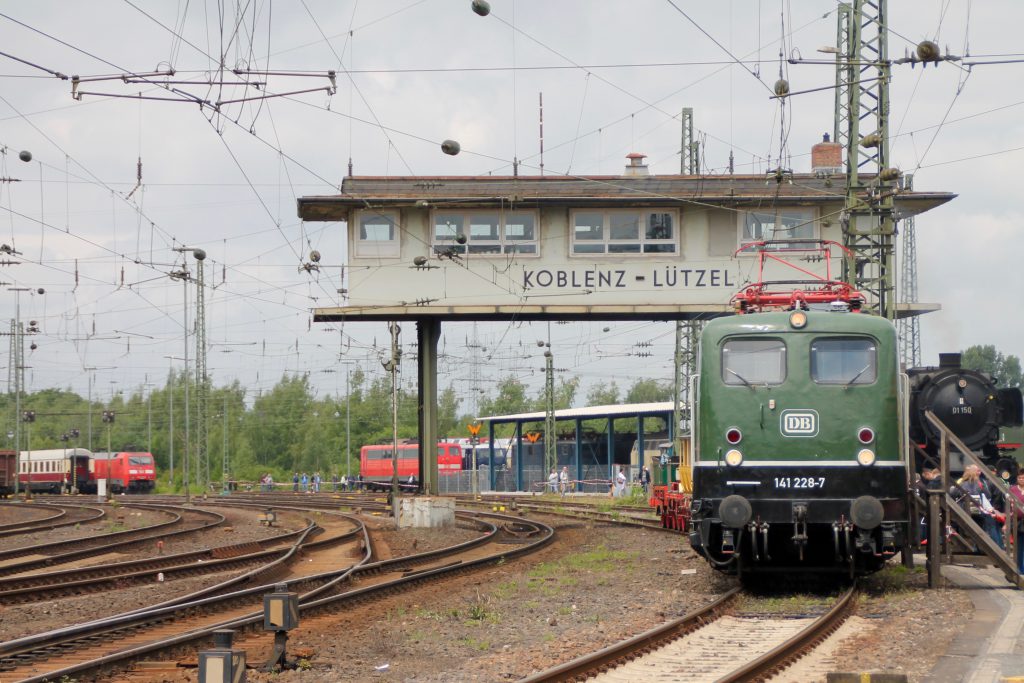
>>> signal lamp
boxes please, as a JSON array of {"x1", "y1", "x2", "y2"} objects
[
  {"x1": 789, "y1": 311, "x2": 807, "y2": 329},
  {"x1": 724, "y1": 449, "x2": 743, "y2": 467},
  {"x1": 857, "y1": 427, "x2": 875, "y2": 444},
  {"x1": 725, "y1": 428, "x2": 742, "y2": 445},
  {"x1": 856, "y1": 449, "x2": 876, "y2": 466}
]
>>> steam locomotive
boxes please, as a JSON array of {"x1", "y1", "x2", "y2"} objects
[{"x1": 907, "y1": 353, "x2": 1023, "y2": 477}]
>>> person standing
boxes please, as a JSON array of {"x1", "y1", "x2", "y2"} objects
[
  {"x1": 641, "y1": 466, "x2": 651, "y2": 494},
  {"x1": 1008, "y1": 471, "x2": 1024, "y2": 574},
  {"x1": 955, "y1": 465, "x2": 1002, "y2": 549},
  {"x1": 547, "y1": 469, "x2": 558, "y2": 494},
  {"x1": 559, "y1": 466, "x2": 570, "y2": 497},
  {"x1": 292, "y1": 472, "x2": 299, "y2": 493},
  {"x1": 301, "y1": 472, "x2": 309, "y2": 493},
  {"x1": 615, "y1": 466, "x2": 627, "y2": 498}
]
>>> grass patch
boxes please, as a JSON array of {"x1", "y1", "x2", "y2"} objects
[
  {"x1": 460, "y1": 637, "x2": 491, "y2": 651},
  {"x1": 862, "y1": 564, "x2": 919, "y2": 594},
  {"x1": 464, "y1": 591, "x2": 501, "y2": 624},
  {"x1": 493, "y1": 580, "x2": 519, "y2": 600},
  {"x1": 525, "y1": 546, "x2": 635, "y2": 595}
]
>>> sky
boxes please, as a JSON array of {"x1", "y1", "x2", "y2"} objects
[{"x1": 0, "y1": 0, "x2": 1021, "y2": 416}]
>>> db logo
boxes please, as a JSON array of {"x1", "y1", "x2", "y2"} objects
[{"x1": 781, "y1": 410, "x2": 819, "y2": 437}]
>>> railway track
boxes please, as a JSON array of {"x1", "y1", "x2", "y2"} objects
[
  {"x1": 0, "y1": 504, "x2": 225, "y2": 578},
  {"x1": 0, "y1": 508, "x2": 551, "y2": 682},
  {"x1": 0, "y1": 508, "x2": 326, "y2": 604},
  {"x1": 0, "y1": 503, "x2": 106, "y2": 538},
  {"x1": 452, "y1": 494, "x2": 666, "y2": 530},
  {"x1": 519, "y1": 583, "x2": 858, "y2": 682}
]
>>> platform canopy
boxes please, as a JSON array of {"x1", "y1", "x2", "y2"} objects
[{"x1": 476, "y1": 401, "x2": 675, "y2": 424}]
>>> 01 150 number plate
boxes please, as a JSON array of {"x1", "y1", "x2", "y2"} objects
[{"x1": 773, "y1": 476, "x2": 826, "y2": 489}]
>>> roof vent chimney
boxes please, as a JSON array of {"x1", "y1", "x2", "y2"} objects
[
  {"x1": 811, "y1": 133, "x2": 843, "y2": 176},
  {"x1": 624, "y1": 152, "x2": 650, "y2": 177}
]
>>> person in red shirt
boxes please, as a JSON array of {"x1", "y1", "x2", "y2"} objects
[{"x1": 1007, "y1": 471, "x2": 1024, "y2": 574}]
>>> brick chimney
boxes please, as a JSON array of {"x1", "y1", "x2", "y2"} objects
[
  {"x1": 811, "y1": 133, "x2": 843, "y2": 175},
  {"x1": 624, "y1": 153, "x2": 650, "y2": 177}
]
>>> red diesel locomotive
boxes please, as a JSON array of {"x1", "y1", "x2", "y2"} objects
[{"x1": 91, "y1": 452, "x2": 157, "y2": 493}]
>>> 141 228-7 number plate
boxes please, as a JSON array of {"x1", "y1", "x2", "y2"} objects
[{"x1": 773, "y1": 476, "x2": 826, "y2": 489}]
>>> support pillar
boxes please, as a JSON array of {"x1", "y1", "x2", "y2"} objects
[
  {"x1": 927, "y1": 489, "x2": 942, "y2": 588},
  {"x1": 417, "y1": 319, "x2": 441, "y2": 495},
  {"x1": 606, "y1": 417, "x2": 615, "y2": 492}
]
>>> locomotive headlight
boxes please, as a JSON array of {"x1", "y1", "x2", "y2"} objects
[
  {"x1": 856, "y1": 448, "x2": 876, "y2": 466},
  {"x1": 789, "y1": 311, "x2": 808, "y2": 329},
  {"x1": 724, "y1": 449, "x2": 744, "y2": 466}
]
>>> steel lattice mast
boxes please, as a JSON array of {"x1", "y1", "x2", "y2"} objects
[
  {"x1": 193, "y1": 251, "x2": 209, "y2": 491},
  {"x1": 897, "y1": 173, "x2": 921, "y2": 367},
  {"x1": 672, "y1": 107, "x2": 701, "y2": 487},
  {"x1": 836, "y1": 0, "x2": 898, "y2": 320}
]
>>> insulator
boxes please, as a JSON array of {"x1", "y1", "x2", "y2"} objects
[
  {"x1": 455, "y1": 233, "x2": 467, "y2": 245},
  {"x1": 916, "y1": 40, "x2": 941, "y2": 62},
  {"x1": 309, "y1": 249, "x2": 321, "y2": 263},
  {"x1": 879, "y1": 168, "x2": 901, "y2": 181},
  {"x1": 471, "y1": 0, "x2": 491, "y2": 16},
  {"x1": 859, "y1": 133, "x2": 882, "y2": 148},
  {"x1": 18, "y1": 150, "x2": 32, "y2": 162},
  {"x1": 773, "y1": 78, "x2": 790, "y2": 97},
  {"x1": 441, "y1": 139, "x2": 461, "y2": 156},
  {"x1": 29, "y1": 342, "x2": 37, "y2": 351},
  {"x1": 36, "y1": 288, "x2": 44, "y2": 295},
  {"x1": 413, "y1": 255, "x2": 428, "y2": 266},
  {"x1": 192, "y1": 248, "x2": 207, "y2": 261}
]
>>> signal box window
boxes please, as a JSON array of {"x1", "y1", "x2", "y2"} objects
[
  {"x1": 810, "y1": 338, "x2": 877, "y2": 385},
  {"x1": 722, "y1": 338, "x2": 787, "y2": 385},
  {"x1": 355, "y1": 210, "x2": 400, "y2": 258},
  {"x1": 571, "y1": 210, "x2": 677, "y2": 255},
  {"x1": 433, "y1": 210, "x2": 538, "y2": 256},
  {"x1": 738, "y1": 208, "x2": 815, "y2": 252}
]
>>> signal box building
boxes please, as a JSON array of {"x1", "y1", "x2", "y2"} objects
[{"x1": 298, "y1": 151, "x2": 953, "y2": 322}]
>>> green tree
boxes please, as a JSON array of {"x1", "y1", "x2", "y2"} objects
[
  {"x1": 248, "y1": 374, "x2": 316, "y2": 472},
  {"x1": 625, "y1": 378, "x2": 673, "y2": 403},
  {"x1": 438, "y1": 385, "x2": 461, "y2": 438},
  {"x1": 961, "y1": 345, "x2": 1023, "y2": 388},
  {"x1": 531, "y1": 376, "x2": 580, "y2": 411},
  {"x1": 478, "y1": 376, "x2": 530, "y2": 417},
  {"x1": 586, "y1": 381, "x2": 621, "y2": 406}
]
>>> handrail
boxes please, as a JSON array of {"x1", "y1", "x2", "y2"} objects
[
  {"x1": 923, "y1": 410, "x2": 1021, "y2": 585},
  {"x1": 924, "y1": 410, "x2": 1009, "y2": 501}
]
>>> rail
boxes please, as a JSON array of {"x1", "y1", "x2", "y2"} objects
[
  {"x1": 718, "y1": 583, "x2": 857, "y2": 682},
  {"x1": 516, "y1": 588, "x2": 741, "y2": 682},
  {"x1": 7, "y1": 511, "x2": 550, "y2": 683}
]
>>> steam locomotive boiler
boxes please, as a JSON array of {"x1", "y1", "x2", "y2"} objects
[{"x1": 907, "y1": 353, "x2": 1023, "y2": 475}]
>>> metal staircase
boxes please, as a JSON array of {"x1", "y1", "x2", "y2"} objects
[{"x1": 919, "y1": 410, "x2": 1023, "y2": 588}]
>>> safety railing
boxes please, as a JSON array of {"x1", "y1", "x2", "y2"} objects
[{"x1": 923, "y1": 410, "x2": 1022, "y2": 587}]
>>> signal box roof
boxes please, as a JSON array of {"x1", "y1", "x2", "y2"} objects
[{"x1": 298, "y1": 174, "x2": 954, "y2": 221}]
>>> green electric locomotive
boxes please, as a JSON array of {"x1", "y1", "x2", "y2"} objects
[{"x1": 689, "y1": 305, "x2": 910, "y2": 576}]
